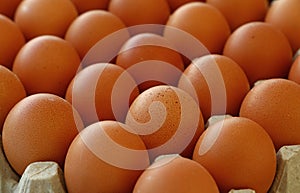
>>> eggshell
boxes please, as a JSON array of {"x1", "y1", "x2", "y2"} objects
[
  {"x1": 133, "y1": 154, "x2": 219, "y2": 193},
  {"x1": 2, "y1": 93, "x2": 84, "y2": 175},
  {"x1": 265, "y1": 0, "x2": 300, "y2": 53},
  {"x1": 240, "y1": 78, "x2": 300, "y2": 150},
  {"x1": 193, "y1": 117, "x2": 276, "y2": 193},
  {"x1": 178, "y1": 54, "x2": 250, "y2": 122},
  {"x1": 207, "y1": 0, "x2": 268, "y2": 30},
  {"x1": 116, "y1": 33, "x2": 184, "y2": 92},
  {"x1": 166, "y1": 0, "x2": 205, "y2": 12},
  {"x1": 164, "y1": 2, "x2": 231, "y2": 55},
  {"x1": 108, "y1": 0, "x2": 170, "y2": 27},
  {"x1": 12, "y1": 35, "x2": 81, "y2": 97},
  {"x1": 14, "y1": 0, "x2": 78, "y2": 40},
  {"x1": 0, "y1": 15, "x2": 25, "y2": 69},
  {"x1": 0, "y1": 65, "x2": 26, "y2": 132},
  {"x1": 288, "y1": 55, "x2": 300, "y2": 84},
  {"x1": 65, "y1": 63, "x2": 139, "y2": 126},
  {"x1": 70, "y1": 0, "x2": 110, "y2": 14},
  {"x1": 125, "y1": 85, "x2": 204, "y2": 161},
  {"x1": 65, "y1": 10, "x2": 129, "y2": 61},
  {"x1": 64, "y1": 121, "x2": 149, "y2": 193},
  {"x1": 223, "y1": 22, "x2": 293, "y2": 85},
  {"x1": 0, "y1": 0, "x2": 22, "y2": 19}
]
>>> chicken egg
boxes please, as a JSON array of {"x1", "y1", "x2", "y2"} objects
[
  {"x1": 178, "y1": 54, "x2": 250, "y2": 122},
  {"x1": 0, "y1": 65, "x2": 26, "y2": 131},
  {"x1": 12, "y1": 35, "x2": 81, "y2": 97},
  {"x1": 223, "y1": 22, "x2": 293, "y2": 85},
  {"x1": 65, "y1": 10, "x2": 129, "y2": 61},
  {"x1": 2, "y1": 93, "x2": 84, "y2": 175},
  {"x1": 193, "y1": 117, "x2": 276, "y2": 193},
  {"x1": 265, "y1": 0, "x2": 300, "y2": 53},
  {"x1": 116, "y1": 33, "x2": 184, "y2": 92},
  {"x1": 125, "y1": 85, "x2": 204, "y2": 161},
  {"x1": 14, "y1": 0, "x2": 78, "y2": 40},
  {"x1": 64, "y1": 121, "x2": 149, "y2": 193},
  {"x1": 240, "y1": 78, "x2": 300, "y2": 150},
  {"x1": 164, "y1": 2, "x2": 231, "y2": 55},
  {"x1": 65, "y1": 63, "x2": 139, "y2": 126},
  {"x1": 133, "y1": 154, "x2": 219, "y2": 193},
  {"x1": 0, "y1": 14, "x2": 25, "y2": 69}
]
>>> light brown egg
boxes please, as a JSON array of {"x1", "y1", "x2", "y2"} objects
[
  {"x1": 116, "y1": 33, "x2": 184, "y2": 92},
  {"x1": 178, "y1": 54, "x2": 250, "y2": 122},
  {"x1": 164, "y1": 2, "x2": 231, "y2": 55},
  {"x1": 133, "y1": 154, "x2": 219, "y2": 193},
  {"x1": 64, "y1": 121, "x2": 149, "y2": 193},
  {"x1": 240, "y1": 78, "x2": 300, "y2": 150},
  {"x1": 223, "y1": 22, "x2": 293, "y2": 86},
  {"x1": 2, "y1": 93, "x2": 84, "y2": 175},
  {"x1": 265, "y1": 0, "x2": 300, "y2": 53},
  {"x1": 14, "y1": 0, "x2": 78, "y2": 40},
  {"x1": 125, "y1": 85, "x2": 204, "y2": 161},
  {"x1": 12, "y1": 35, "x2": 81, "y2": 97},
  {"x1": 193, "y1": 117, "x2": 276, "y2": 193},
  {"x1": 288, "y1": 55, "x2": 300, "y2": 84},
  {"x1": 0, "y1": 15, "x2": 25, "y2": 69},
  {"x1": 70, "y1": 0, "x2": 110, "y2": 14},
  {"x1": 0, "y1": 65, "x2": 26, "y2": 131},
  {"x1": 65, "y1": 10, "x2": 129, "y2": 61},
  {"x1": 65, "y1": 63, "x2": 139, "y2": 126}
]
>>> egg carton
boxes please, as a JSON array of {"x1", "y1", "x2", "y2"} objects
[{"x1": 0, "y1": 135, "x2": 299, "y2": 193}]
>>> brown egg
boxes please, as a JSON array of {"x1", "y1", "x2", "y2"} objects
[
  {"x1": 288, "y1": 55, "x2": 300, "y2": 84},
  {"x1": 240, "y1": 78, "x2": 300, "y2": 150},
  {"x1": 0, "y1": 15, "x2": 25, "y2": 69},
  {"x1": 64, "y1": 121, "x2": 149, "y2": 193},
  {"x1": 265, "y1": 0, "x2": 300, "y2": 53},
  {"x1": 108, "y1": 0, "x2": 170, "y2": 27},
  {"x1": 133, "y1": 154, "x2": 219, "y2": 193},
  {"x1": 116, "y1": 33, "x2": 184, "y2": 92},
  {"x1": 12, "y1": 35, "x2": 81, "y2": 97},
  {"x1": 0, "y1": 0, "x2": 22, "y2": 19},
  {"x1": 2, "y1": 93, "x2": 84, "y2": 175},
  {"x1": 164, "y1": 2, "x2": 231, "y2": 55},
  {"x1": 0, "y1": 65, "x2": 26, "y2": 131},
  {"x1": 70, "y1": 0, "x2": 110, "y2": 14},
  {"x1": 125, "y1": 85, "x2": 204, "y2": 161},
  {"x1": 207, "y1": 0, "x2": 269, "y2": 31},
  {"x1": 65, "y1": 63, "x2": 139, "y2": 126},
  {"x1": 178, "y1": 54, "x2": 250, "y2": 122},
  {"x1": 166, "y1": 0, "x2": 205, "y2": 12},
  {"x1": 14, "y1": 0, "x2": 78, "y2": 40},
  {"x1": 65, "y1": 10, "x2": 129, "y2": 61},
  {"x1": 193, "y1": 117, "x2": 276, "y2": 193},
  {"x1": 223, "y1": 22, "x2": 293, "y2": 86}
]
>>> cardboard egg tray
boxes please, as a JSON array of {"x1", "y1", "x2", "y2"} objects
[{"x1": 1, "y1": 133, "x2": 299, "y2": 193}]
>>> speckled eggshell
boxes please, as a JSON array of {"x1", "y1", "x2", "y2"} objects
[{"x1": 125, "y1": 85, "x2": 204, "y2": 161}]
